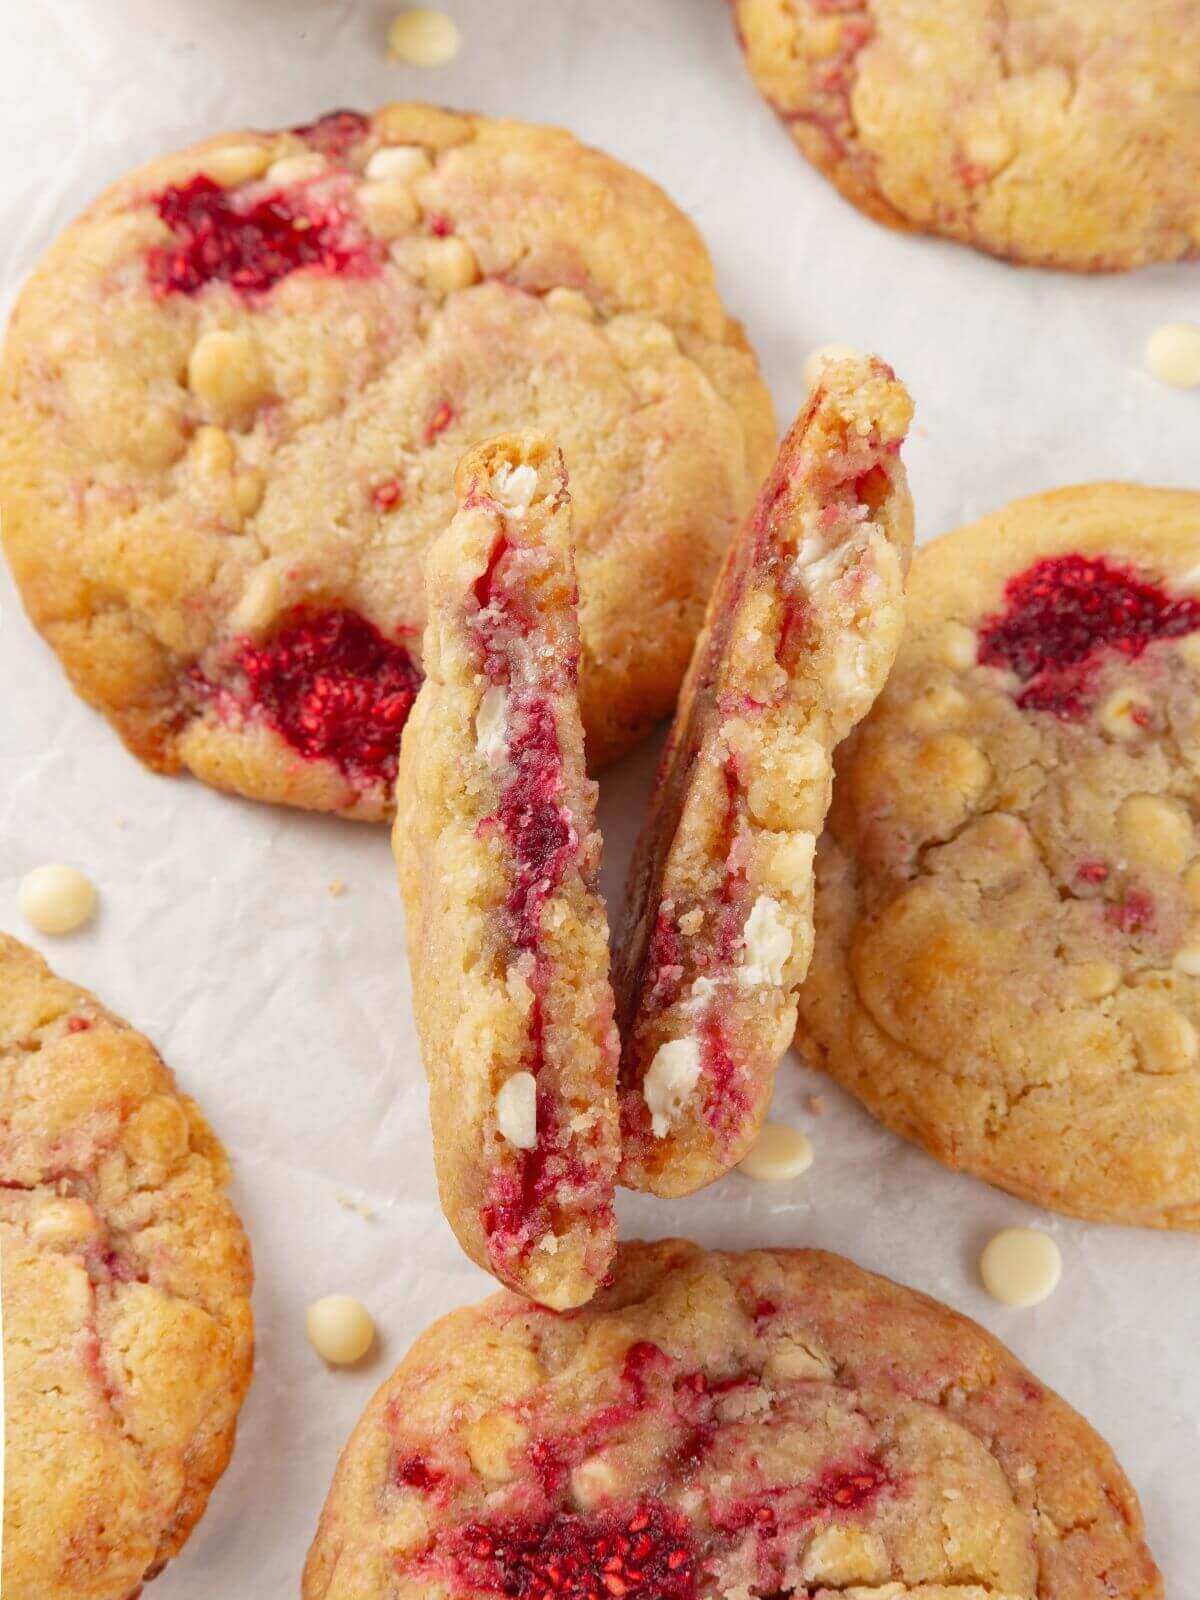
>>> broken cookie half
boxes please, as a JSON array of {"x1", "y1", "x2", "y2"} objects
[
  {"x1": 614, "y1": 356, "x2": 915, "y2": 1196},
  {"x1": 394, "y1": 432, "x2": 620, "y2": 1309}
]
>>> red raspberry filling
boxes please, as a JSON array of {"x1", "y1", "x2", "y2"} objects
[
  {"x1": 147, "y1": 174, "x2": 379, "y2": 297},
  {"x1": 291, "y1": 108, "x2": 368, "y2": 156},
  {"x1": 441, "y1": 1503, "x2": 696, "y2": 1600},
  {"x1": 396, "y1": 1453, "x2": 445, "y2": 1492},
  {"x1": 227, "y1": 607, "x2": 420, "y2": 787},
  {"x1": 978, "y1": 553, "x2": 1200, "y2": 718}
]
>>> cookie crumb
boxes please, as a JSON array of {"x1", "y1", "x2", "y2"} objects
[
  {"x1": 980, "y1": 1227, "x2": 1061, "y2": 1307},
  {"x1": 803, "y1": 342, "x2": 861, "y2": 389},
  {"x1": 807, "y1": 1094, "x2": 825, "y2": 1115},
  {"x1": 1145, "y1": 322, "x2": 1200, "y2": 389},
  {"x1": 19, "y1": 864, "x2": 97, "y2": 936},
  {"x1": 328, "y1": 878, "x2": 348, "y2": 898},
  {"x1": 387, "y1": 8, "x2": 461, "y2": 66},
  {"x1": 307, "y1": 1294, "x2": 376, "y2": 1364},
  {"x1": 336, "y1": 1189, "x2": 377, "y2": 1220},
  {"x1": 738, "y1": 1121, "x2": 814, "y2": 1181}
]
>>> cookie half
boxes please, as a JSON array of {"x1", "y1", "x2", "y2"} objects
[
  {"x1": 0, "y1": 934, "x2": 254, "y2": 1600},
  {"x1": 394, "y1": 432, "x2": 620, "y2": 1309},
  {"x1": 798, "y1": 483, "x2": 1200, "y2": 1227},
  {"x1": 0, "y1": 103, "x2": 776, "y2": 818},
  {"x1": 614, "y1": 357, "x2": 913, "y2": 1196},
  {"x1": 302, "y1": 1238, "x2": 1160, "y2": 1600},
  {"x1": 729, "y1": 0, "x2": 1200, "y2": 271}
]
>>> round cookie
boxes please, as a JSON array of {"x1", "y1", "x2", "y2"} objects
[
  {"x1": 797, "y1": 483, "x2": 1200, "y2": 1228},
  {"x1": 302, "y1": 1238, "x2": 1160, "y2": 1600},
  {"x1": 0, "y1": 934, "x2": 254, "y2": 1599},
  {"x1": 730, "y1": 0, "x2": 1200, "y2": 271},
  {"x1": 0, "y1": 104, "x2": 776, "y2": 820}
]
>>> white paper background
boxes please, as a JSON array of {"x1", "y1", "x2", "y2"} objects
[{"x1": 1, "y1": 1, "x2": 1197, "y2": 1594}]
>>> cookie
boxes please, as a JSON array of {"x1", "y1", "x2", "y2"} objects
[
  {"x1": 614, "y1": 357, "x2": 913, "y2": 1196},
  {"x1": 0, "y1": 104, "x2": 776, "y2": 820},
  {"x1": 394, "y1": 433, "x2": 620, "y2": 1309},
  {"x1": 0, "y1": 934, "x2": 253, "y2": 1599},
  {"x1": 302, "y1": 1238, "x2": 1160, "y2": 1600},
  {"x1": 729, "y1": 0, "x2": 1200, "y2": 271},
  {"x1": 797, "y1": 483, "x2": 1200, "y2": 1227}
]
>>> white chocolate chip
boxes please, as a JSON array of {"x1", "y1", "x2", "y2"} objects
[
  {"x1": 1098, "y1": 685, "x2": 1152, "y2": 741},
  {"x1": 903, "y1": 683, "x2": 970, "y2": 733},
  {"x1": 387, "y1": 8, "x2": 462, "y2": 66},
  {"x1": 544, "y1": 287, "x2": 597, "y2": 321},
  {"x1": 235, "y1": 469, "x2": 265, "y2": 516},
  {"x1": 266, "y1": 152, "x2": 327, "y2": 186},
  {"x1": 800, "y1": 1525, "x2": 890, "y2": 1587},
  {"x1": 1134, "y1": 1007, "x2": 1199, "y2": 1074},
  {"x1": 365, "y1": 144, "x2": 432, "y2": 182},
  {"x1": 496, "y1": 1071, "x2": 538, "y2": 1149},
  {"x1": 187, "y1": 329, "x2": 270, "y2": 421},
  {"x1": 492, "y1": 462, "x2": 539, "y2": 513},
  {"x1": 1145, "y1": 322, "x2": 1200, "y2": 389},
  {"x1": 306, "y1": 1294, "x2": 375, "y2": 1364},
  {"x1": 475, "y1": 685, "x2": 509, "y2": 764},
  {"x1": 358, "y1": 180, "x2": 421, "y2": 239},
  {"x1": 980, "y1": 1227, "x2": 1062, "y2": 1307},
  {"x1": 229, "y1": 561, "x2": 286, "y2": 636},
  {"x1": 20, "y1": 864, "x2": 97, "y2": 936},
  {"x1": 643, "y1": 1037, "x2": 702, "y2": 1138},
  {"x1": 737, "y1": 1121, "x2": 814, "y2": 1182},
  {"x1": 1117, "y1": 793, "x2": 1193, "y2": 873},
  {"x1": 404, "y1": 234, "x2": 479, "y2": 293},
  {"x1": 1173, "y1": 934, "x2": 1200, "y2": 977},
  {"x1": 570, "y1": 1454, "x2": 622, "y2": 1509},
  {"x1": 739, "y1": 895, "x2": 792, "y2": 986},
  {"x1": 32, "y1": 1197, "x2": 100, "y2": 1247},
  {"x1": 203, "y1": 143, "x2": 272, "y2": 187},
  {"x1": 463, "y1": 1412, "x2": 527, "y2": 1481},
  {"x1": 803, "y1": 342, "x2": 861, "y2": 389},
  {"x1": 938, "y1": 621, "x2": 978, "y2": 672},
  {"x1": 1069, "y1": 960, "x2": 1121, "y2": 1001},
  {"x1": 762, "y1": 1336, "x2": 832, "y2": 1381}
]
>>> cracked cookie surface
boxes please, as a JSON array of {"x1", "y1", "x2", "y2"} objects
[
  {"x1": 0, "y1": 103, "x2": 775, "y2": 819},
  {"x1": 729, "y1": 0, "x2": 1200, "y2": 271},
  {"x1": 302, "y1": 1238, "x2": 1159, "y2": 1600},
  {"x1": 797, "y1": 483, "x2": 1200, "y2": 1227},
  {"x1": 0, "y1": 934, "x2": 254, "y2": 1600},
  {"x1": 614, "y1": 357, "x2": 912, "y2": 1197},
  {"x1": 394, "y1": 433, "x2": 620, "y2": 1309}
]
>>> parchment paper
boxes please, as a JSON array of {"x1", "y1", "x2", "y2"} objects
[{"x1": 0, "y1": 1, "x2": 1196, "y2": 1593}]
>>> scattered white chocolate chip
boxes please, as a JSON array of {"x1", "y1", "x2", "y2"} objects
[
  {"x1": 643, "y1": 1037, "x2": 702, "y2": 1137},
  {"x1": 229, "y1": 560, "x2": 285, "y2": 636},
  {"x1": 803, "y1": 342, "x2": 861, "y2": 389},
  {"x1": 1070, "y1": 960, "x2": 1121, "y2": 1001},
  {"x1": 365, "y1": 144, "x2": 432, "y2": 182},
  {"x1": 189, "y1": 423, "x2": 236, "y2": 482},
  {"x1": 980, "y1": 1227, "x2": 1061, "y2": 1307},
  {"x1": 266, "y1": 152, "x2": 327, "y2": 186},
  {"x1": 1098, "y1": 685, "x2": 1152, "y2": 741},
  {"x1": 544, "y1": 287, "x2": 597, "y2": 321},
  {"x1": 31, "y1": 1197, "x2": 100, "y2": 1247},
  {"x1": 496, "y1": 1071, "x2": 538, "y2": 1149},
  {"x1": 203, "y1": 143, "x2": 272, "y2": 188},
  {"x1": 475, "y1": 686, "x2": 509, "y2": 764},
  {"x1": 306, "y1": 1294, "x2": 375, "y2": 1364},
  {"x1": 739, "y1": 895, "x2": 792, "y2": 986},
  {"x1": 738, "y1": 1121, "x2": 814, "y2": 1182},
  {"x1": 19, "y1": 864, "x2": 97, "y2": 936},
  {"x1": 1145, "y1": 322, "x2": 1200, "y2": 389},
  {"x1": 463, "y1": 1412, "x2": 527, "y2": 1481},
  {"x1": 570, "y1": 1454, "x2": 621, "y2": 1509},
  {"x1": 1173, "y1": 934, "x2": 1200, "y2": 977},
  {"x1": 358, "y1": 180, "x2": 421, "y2": 239},
  {"x1": 387, "y1": 8, "x2": 461, "y2": 66},
  {"x1": 187, "y1": 328, "x2": 270, "y2": 421},
  {"x1": 415, "y1": 235, "x2": 479, "y2": 293},
  {"x1": 492, "y1": 462, "x2": 538, "y2": 513},
  {"x1": 938, "y1": 621, "x2": 978, "y2": 672},
  {"x1": 1117, "y1": 793, "x2": 1193, "y2": 873},
  {"x1": 235, "y1": 469, "x2": 265, "y2": 517}
]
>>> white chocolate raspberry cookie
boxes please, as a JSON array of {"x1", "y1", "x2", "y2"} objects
[
  {"x1": 0, "y1": 935, "x2": 253, "y2": 1600},
  {"x1": 302, "y1": 1239, "x2": 1160, "y2": 1600},
  {"x1": 0, "y1": 104, "x2": 775, "y2": 820},
  {"x1": 797, "y1": 483, "x2": 1200, "y2": 1227},
  {"x1": 730, "y1": 0, "x2": 1200, "y2": 271},
  {"x1": 394, "y1": 434, "x2": 620, "y2": 1309},
  {"x1": 615, "y1": 357, "x2": 913, "y2": 1196}
]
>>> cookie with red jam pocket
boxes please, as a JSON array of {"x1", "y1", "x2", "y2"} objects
[
  {"x1": 729, "y1": 0, "x2": 1200, "y2": 272},
  {"x1": 614, "y1": 356, "x2": 913, "y2": 1197},
  {"x1": 0, "y1": 103, "x2": 776, "y2": 818},
  {"x1": 302, "y1": 1238, "x2": 1161, "y2": 1600},
  {"x1": 0, "y1": 935, "x2": 253, "y2": 1600},
  {"x1": 394, "y1": 433, "x2": 620, "y2": 1309},
  {"x1": 797, "y1": 483, "x2": 1200, "y2": 1227}
]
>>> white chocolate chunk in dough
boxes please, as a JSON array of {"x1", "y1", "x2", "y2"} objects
[
  {"x1": 738, "y1": 1121, "x2": 814, "y2": 1181},
  {"x1": 739, "y1": 894, "x2": 792, "y2": 986},
  {"x1": 475, "y1": 686, "x2": 509, "y2": 764},
  {"x1": 492, "y1": 462, "x2": 538, "y2": 512},
  {"x1": 365, "y1": 144, "x2": 431, "y2": 182},
  {"x1": 496, "y1": 1071, "x2": 538, "y2": 1149},
  {"x1": 980, "y1": 1227, "x2": 1062, "y2": 1307},
  {"x1": 643, "y1": 1037, "x2": 702, "y2": 1137}
]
